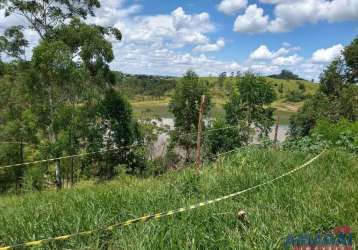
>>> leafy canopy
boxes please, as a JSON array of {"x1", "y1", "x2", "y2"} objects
[{"x1": 225, "y1": 72, "x2": 276, "y2": 138}]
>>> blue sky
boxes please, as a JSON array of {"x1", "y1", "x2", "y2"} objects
[{"x1": 1, "y1": 0, "x2": 357, "y2": 79}]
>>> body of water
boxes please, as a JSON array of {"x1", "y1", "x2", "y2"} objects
[{"x1": 150, "y1": 118, "x2": 289, "y2": 158}]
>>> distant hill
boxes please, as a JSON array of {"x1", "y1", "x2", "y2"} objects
[{"x1": 268, "y1": 70, "x2": 304, "y2": 80}]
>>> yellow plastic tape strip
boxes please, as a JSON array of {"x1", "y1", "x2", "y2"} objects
[{"x1": 0, "y1": 150, "x2": 325, "y2": 250}]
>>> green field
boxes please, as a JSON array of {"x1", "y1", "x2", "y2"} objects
[{"x1": 1, "y1": 148, "x2": 356, "y2": 249}]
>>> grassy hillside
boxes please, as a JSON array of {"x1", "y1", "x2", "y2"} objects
[
  {"x1": 0, "y1": 148, "x2": 356, "y2": 249},
  {"x1": 131, "y1": 77, "x2": 319, "y2": 124}
]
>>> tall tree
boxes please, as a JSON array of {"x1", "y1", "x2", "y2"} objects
[
  {"x1": 0, "y1": 0, "x2": 122, "y2": 189},
  {"x1": 225, "y1": 72, "x2": 276, "y2": 143},
  {"x1": 169, "y1": 70, "x2": 211, "y2": 162}
]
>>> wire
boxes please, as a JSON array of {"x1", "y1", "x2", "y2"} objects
[{"x1": 0, "y1": 144, "x2": 139, "y2": 170}]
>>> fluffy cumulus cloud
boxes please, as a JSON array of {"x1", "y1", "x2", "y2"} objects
[
  {"x1": 218, "y1": 0, "x2": 247, "y2": 15},
  {"x1": 193, "y1": 38, "x2": 225, "y2": 52},
  {"x1": 249, "y1": 45, "x2": 299, "y2": 60},
  {"x1": 233, "y1": 4, "x2": 269, "y2": 33},
  {"x1": 272, "y1": 54, "x2": 303, "y2": 65},
  {"x1": 233, "y1": 0, "x2": 358, "y2": 33},
  {"x1": 311, "y1": 44, "x2": 344, "y2": 63},
  {"x1": 113, "y1": 7, "x2": 216, "y2": 49}
]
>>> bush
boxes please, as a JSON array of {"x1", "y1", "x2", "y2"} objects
[
  {"x1": 21, "y1": 166, "x2": 46, "y2": 192},
  {"x1": 284, "y1": 119, "x2": 358, "y2": 153},
  {"x1": 204, "y1": 118, "x2": 245, "y2": 157},
  {"x1": 286, "y1": 90, "x2": 305, "y2": 102},
  {"x1": 312, "y1": 119, "x2": 358, "y2": 153}
]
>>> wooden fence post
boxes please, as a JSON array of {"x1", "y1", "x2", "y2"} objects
[
  {"x1": 195, "y1": 95, "x2": 206, "y2": 173},
  {"x1": 274, "y1": 115, "x2": 280, "y2": 150}
]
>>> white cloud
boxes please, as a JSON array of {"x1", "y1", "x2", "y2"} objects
[
  {"x1": 233, "y1": 4, "x2": 269, "y2": 33},
  {"x1": 249, "y1": 44, "x2": 299, "y2": 60},
  {"x1": 218, "y1": 0, "x2": 248, "y2": 15},
  {"x1": 111, "y1": 42, "x2": 242, "y2": 76},
  {"x1": 172, "y1": 7, "x2": 214, "y2": 33},
  {"x1": 115, "y1": 7, "x2": 216, "y2": 49},
  {"x1": 234, "y1": 0, "x2": 358, "y2": 33},
  {"x1": 311, "y1": 44, "x2": 344, "y2": 63},
  {"x1": 272, "y1": 54, "x2": 303, "y2": 65},
  {"x1": 249, "y1": 45, "x2": 273, "y2": 60},
  {"x1": 193, "y1": 38, "x2": 225, "y2": 52}
]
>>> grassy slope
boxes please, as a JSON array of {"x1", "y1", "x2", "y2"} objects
[
  {"x1": 0, "y1": 148, "x2": 356, "y2": 249},
  {"x1": 130, "y1": 77, "x2": 319, "y2": 124}
]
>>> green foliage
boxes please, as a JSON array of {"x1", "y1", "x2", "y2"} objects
[
  {"x1": 205, "y1": 118, "x2": 245, "y2": 156},
  {"x1": 312, "y1": 119, "x2": 358, "y2": 153},
  {"x1": 285, "y1": 119, "x2": 358, "y2": 154},
  {"x1": 1, "y1": 0, "x2": 101, "y2": 38},
  {"x1": 21, "y1": 166, "x2": 46, "y2": 192},
  {"x1": 288, "y1": 92, "x2": 330, "y2": 137},
  {"x1": 90, "y1": 88, "x2": 144, "y2": 178},
  {"x1": 289, "y1": 38, "x2": 358, "y2": 138},
  {"x1": 118, "y1": 74, "x2": 176, "y2": 98},
  {"x1": 0, "y1": 0, "x2": 141, "y2": 192},
  {"x1": 286, "y1": 89, "x2": 305, "y2": 102},
  {"x1": 269, "y1": 69, "x2": 302, "y2": 80},
  {"x1": 297, "y1": 81, "x2": 305, "y2": 92},
  {"x1": 169, "y1": 70, "x2": 212, "y2": 162},
  {"x1": 278, "y1": 83, "x2": 284, "y2": 94},
  {"x1": 319, "y1": 59, "x2": 345, "y2": 97},
  {"x1": 343, "y1": 37, "x2": 358, "y2": 84},
  {"x1": 0, "y1": 26, "x2": 28, "y2": 60},
  {"x1": 224, "y1": 72, "x2": 276, "y2": 141}
]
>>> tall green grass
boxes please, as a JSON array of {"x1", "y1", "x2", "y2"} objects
[{"x1": 0, "y1": 148, "x2": 357, "y2": 249}]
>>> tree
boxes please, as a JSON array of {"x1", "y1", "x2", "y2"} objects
[
  {"x1": 1, "y1": 0, "x2": 100, "y2": 39},
  {"x1": 319, "y1": 59, "x2": 345, "y2": 98},
  {"x1": 92, "y1": 88, "x2": 142, "y2": 178},
  {"x1": 0, "y1": 0, "x2": 122, "y2": 190},
  {"x1": 0, "y1": 26, "x2": 28, "y2": 60},
  {"x1": 343, "y1": 37, "x2": 358, "y2": 84},
  {"x1": 289, "y1": 38, "x2": 358, "y2": 138},
  {"x1": 224, "y1": 72, "x2": 276, "y2": 143},
  {"x1": 269, "y1": 69, "x2": 302, "y2": 80},
  {"x1": 169, "y1": 70, "x2": 211, "y2": 162}
]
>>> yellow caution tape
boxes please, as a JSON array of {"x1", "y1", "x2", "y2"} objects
[{"x1": 0, "y1": 150, "x2": 326, "y2": 250}]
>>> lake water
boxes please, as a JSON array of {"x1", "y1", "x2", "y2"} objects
[{"x1": 150, "y1": 118, "x2": 289, "y2": 158}]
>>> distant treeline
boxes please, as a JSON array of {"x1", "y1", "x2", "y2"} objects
[
  {"x1": 268, "y1": 70, "x2": 304, "y2": 81},
  {"x1": 115, "y1": 72, "x2": 177, "y2": 98}
]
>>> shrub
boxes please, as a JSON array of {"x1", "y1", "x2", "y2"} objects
[
  {"x1": 284, "y1": 119, "x2": 358, "y2": 153},
  {"x1": 286, "y1": 90, "x2": 305, "y2": 102}
]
